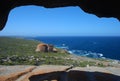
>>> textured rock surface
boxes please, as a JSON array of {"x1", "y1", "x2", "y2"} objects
[
  {"x1": 35, "y1": 43, "x2": 56, "y2": 52},
  {"x1": 0, "y1": 0, "x2": 120, "y2": 30},
  {"x1": 0, "y1": 65, "x2": 36, "y2": 81},
  {"x1": 0, "y1": 65, "x2": 120, "y2": 81},
  {"x1": 35, "y1": 43, "x2": 49, "y2": 52}
]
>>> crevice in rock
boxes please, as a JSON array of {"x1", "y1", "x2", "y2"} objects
[
  {"x1": 29, "y1": 67, "x2": 120, "y2": 81},
  {"x1": 29, "y1": 66, "x2": 74, "y2": 81},
  {"x1": 6, "y1": 66, "x2": 36, "y2": 81}
]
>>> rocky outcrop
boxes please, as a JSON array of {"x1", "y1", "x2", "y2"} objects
[
  {"x1": 0, "y1": 65, "x2": 36, "y2": 81},
  {"x1": 35, "y1": 43, "x2": 70, "y2": 53},
  {"x1": 0, "y1": 0, "x2": 120, "y2": 30},
  {"x1": 0, "y1": 65, "x2": 120, "y2": 81},
  {"x1": 35, "y1": 43, "x2": 48, "y2": 52},
  {"x1": 35, "y1": 43, "x2": 57, "y2": 52}
]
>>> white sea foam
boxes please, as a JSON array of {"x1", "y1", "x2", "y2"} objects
[
  {"x1": 98, "y1": 53, "x2": 103, "y2": 57},
  {"x1": 56, "y1": 44, "x2": 69, "y2": 50},
  {"x1": 68, "y1": 51, "x2": 73, "y2": 54},
  {"x1": 68, "y1": 50, "x2": 104, "y2": 58},
  {"x1": 59, "y1": 46, "x2": 69, "y2": 49},
  {"x1": 56, "y1": 44, "x2": 104, "y2": 59}
]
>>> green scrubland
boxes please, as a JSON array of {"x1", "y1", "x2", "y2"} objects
[{"x1": 0, "y1": 37, "x2": 114, "y2": 67}]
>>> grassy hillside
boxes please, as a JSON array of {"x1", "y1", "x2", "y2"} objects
[
  {"x1": 0, "y1": 37, "x2": 115, "y2": 67},
  {"x1": 0, "y1": 37, "x2": 70, "y2": 65}
]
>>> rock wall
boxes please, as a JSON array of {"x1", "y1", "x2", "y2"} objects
[
  {"x1": 0, "y1": 0, "x2": 120, "y2": 30},
  {"x1": 0, "y1": 65, "x2": 120, "y2": 81}
]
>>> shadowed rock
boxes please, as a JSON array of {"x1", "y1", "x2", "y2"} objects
[
  {"x1": 48, "y1": 44, "x2": 54, "y2": 52},
  {"x1": 0, "y1": 0, "x2": 120, "y2": 30},
  {"x1": 29, "y1": 67, "x2": 120, "y2": 81},
  {"x1": 0, "y1": 65, "x2": 120, "y2": 81}
]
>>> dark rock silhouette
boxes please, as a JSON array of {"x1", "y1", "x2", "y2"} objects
[
  {"x1": 29, "y1": 70, "x2": 120, "y2": 81},
  {"x1": 0, "y1": 0, "x2": 120, "y2": 30},
  {"x1": 0, "y1": 65, "x2": 120, "y2": 81},
  {"x1": 48, "y1": 44, "x2": 54, "y2": 52}
]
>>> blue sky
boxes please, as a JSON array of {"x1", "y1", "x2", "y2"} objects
[{"x1": 0, "y1": 6, "x2": 120, "y2": 36}]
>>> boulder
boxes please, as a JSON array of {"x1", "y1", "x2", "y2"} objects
[
  {"x1": 35, "y1": 43, "x2": 57, "y2": 52},
  {"x1": 53, "y1": 48, "x2": 58, "y2": 53},
  {"x1": 47, "y1": 44, "x2": 54, "y2": 52},
  {"x1": 35, "y1": 43, "x2": 48, "y2": 52}
]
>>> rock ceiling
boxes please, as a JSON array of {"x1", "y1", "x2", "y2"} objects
[{"x1": 0, "y1": 0, "x2": 120, "y2": 30}]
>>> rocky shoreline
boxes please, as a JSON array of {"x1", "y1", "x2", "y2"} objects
[{"x1": 0, "y1": 65, "x2": 120, "y2": 81}]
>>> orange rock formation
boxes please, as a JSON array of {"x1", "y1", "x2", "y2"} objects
[{"x1": 35, "y1": 43, "x2": 57, "y2": 53}]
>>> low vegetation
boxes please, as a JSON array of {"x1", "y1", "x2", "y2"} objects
[{"x1": 0, "y1": 37, "x2": 115, "y2": 67}]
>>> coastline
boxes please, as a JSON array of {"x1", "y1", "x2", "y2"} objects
[
  {"x1": 31, "y1": 36, "x2": 120, "y2": 61},
  {"x1": 0, "y1": 36, "x2": 120, "y2": 67},
  {"x1": 0, "y1": 36, "x2": 120, "y2": 81}
]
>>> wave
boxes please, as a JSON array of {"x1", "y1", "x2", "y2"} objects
[
  {"x1": 68, "y1": 50, "x2": 104, "y2": 58},
  {"x1": 25, "y1": 37, "x2": 120, "y2": 61},
  {"x1": 56, "y1": 44, "x2": 69, "y2": 50},
  {"x1": 56, "y1": 44, "x2": 104, "y2": 59}
]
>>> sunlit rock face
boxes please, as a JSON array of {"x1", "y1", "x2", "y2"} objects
[
  {"x1": 0, "y1": 65, "x2": 120, "y2": 81},
  {"x1": 0, "y1": 0, "x2": 120, "y2": 30},
  {"x1": 35, "y1": 43, "x2": 56, "y2": 52},
  {"x1": 35, "y1": 43, "x2": 48, "y2": 52}
]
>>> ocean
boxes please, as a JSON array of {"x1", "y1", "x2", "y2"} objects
[{"x1": 30, "y1": 36, "x2": 120, "y2": 61}]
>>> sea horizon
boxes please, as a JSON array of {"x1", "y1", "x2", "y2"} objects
[
  {"x1": 26, "y1": 36, "x2": 120, "y2": 61},
  {"x1": 1, "y1": 35, "x2": 120, "y2": 61}
]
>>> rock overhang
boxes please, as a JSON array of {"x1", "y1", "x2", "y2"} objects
[{"x1": 0, "y1": 0, "x2": 120, "y2": 30}]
